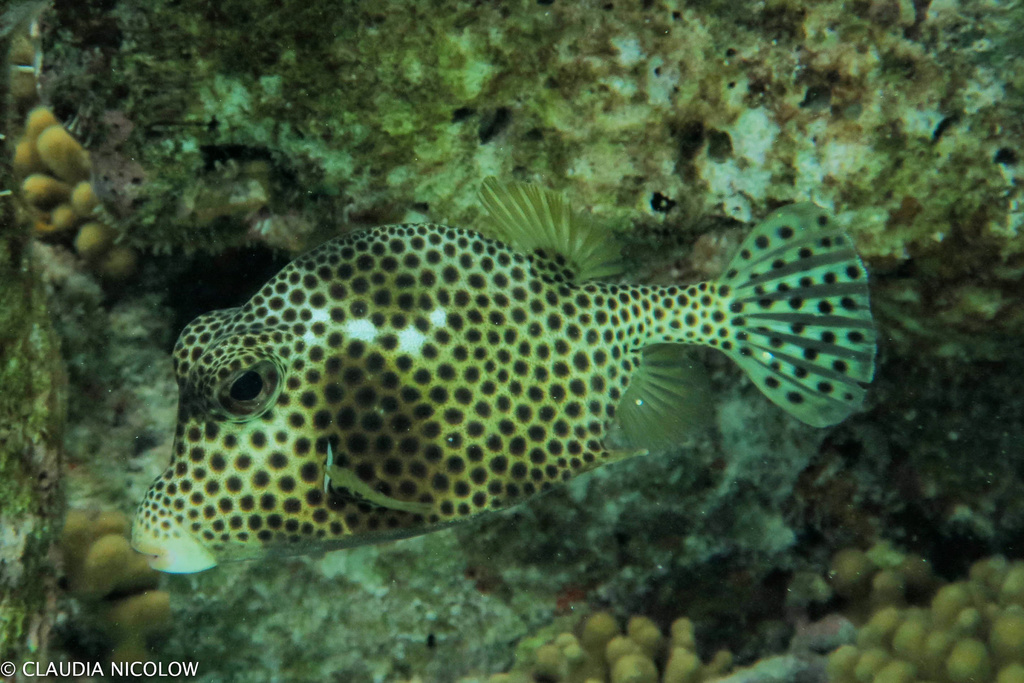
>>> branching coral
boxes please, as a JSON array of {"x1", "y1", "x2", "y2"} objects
[
  {"x1": 60, "y1": 509, "x2": 170, "y2": 662},
  {"x1": 828, "y1": 546, "x2": 1024, "y2": 683},
  {"x1": 829, "y1": 544, "x2": 940, "y2": 624},
  {"x1": 484, "y1": 612, "x2": 732, "y2": 683},
  {"x1": 13, "y1": 106, "x2": 137, "y2": 280}
]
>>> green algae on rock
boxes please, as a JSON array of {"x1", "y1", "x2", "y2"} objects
[
  {"x1": 36, "y1": 0, "x2": 1024, "y2": 359},
  {"x1": 0, "y1": 1, "x2": 66, "y2": 662},
  {"x1": 24, "y1": 1, "x2": 1024, "y2": 681}
]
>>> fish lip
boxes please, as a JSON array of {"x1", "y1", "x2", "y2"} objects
[{"x1": 131, "y1": 514, "x2": 218, "y2": 574}]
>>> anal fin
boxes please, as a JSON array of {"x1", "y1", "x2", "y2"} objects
[{"x1": 608, "y1": 345, "x2": 714, "y2": 453}]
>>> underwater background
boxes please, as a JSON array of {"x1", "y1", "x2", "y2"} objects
[{"x1": 2, "y1": 0, "x2": 1024, "y2": 681}]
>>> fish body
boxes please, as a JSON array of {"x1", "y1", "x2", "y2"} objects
[{"x1": 132, "y1": 180, "x2": 876, "y2": 573}]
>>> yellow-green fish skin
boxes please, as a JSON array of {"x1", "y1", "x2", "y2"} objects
[{"x1": 132, "y1": 192, "x2": 875, "y2": 573}]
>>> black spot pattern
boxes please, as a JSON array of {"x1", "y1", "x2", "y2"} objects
[
  {"x1": 712, "y1": 204, "x2": 875, "y2": 426},
  {"x1": 134, "y1": 223, "x2": 656, "y2": 559},
  {"x1": 136, "y1": 206, "x2": 874, "y2": 561}
]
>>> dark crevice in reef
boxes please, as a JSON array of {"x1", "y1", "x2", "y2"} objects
[
  {"x1": 478, "y1": 106, "x2": 512, "y2": 143},
  {"x1": 164, "y1": 246, "x2": 289, "y2": 345}
]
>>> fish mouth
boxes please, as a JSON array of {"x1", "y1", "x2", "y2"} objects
[{"x1": 131, "y1": 514, "x2": 218, "y2": 574}]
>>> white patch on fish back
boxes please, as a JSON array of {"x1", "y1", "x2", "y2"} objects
[
  {"x1": 343, "y1": 319, "x2": 378, "y2": 342},
  {"x1": 397, "y1": 328, "x2": 426, "y2": 354},
  {"x1": 428, "y1": 307, "x2": 446, "y2": 327},
  {"x1": 304, "y1": 309, "x2": 331, "y2": 344}
]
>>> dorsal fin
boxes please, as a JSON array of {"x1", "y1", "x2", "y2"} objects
[
  {"x1": 478, "y1": 178, "x2": 623, "y2": 281},
  {"x1": 607, "y1": 345, "x2": 714, "y2": 453}
]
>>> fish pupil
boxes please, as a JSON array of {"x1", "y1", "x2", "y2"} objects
[{"x1": 230, "y1": 371, "x2": 264, "y2": 401}]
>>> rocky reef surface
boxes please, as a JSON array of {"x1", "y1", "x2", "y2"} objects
[{"x1": 3, "y1": 0, "x2": 1022, "y2": 681}]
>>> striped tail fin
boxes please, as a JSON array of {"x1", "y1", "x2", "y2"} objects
[{"x1": 716, "y1": 203, "x2": 876, "y2": 427}]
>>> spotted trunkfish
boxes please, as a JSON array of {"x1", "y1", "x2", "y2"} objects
[{"x1": 131, "y1": 179, "x2": 876, "y2": 572}]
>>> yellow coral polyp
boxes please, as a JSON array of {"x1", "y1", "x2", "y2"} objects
[
  {"x1": 892, "y1": 617, "x2": 929, "y2": 666},
  {"x1": 971, "y1": 557, "x2": 1008, "y2": 594},
  {"x1": 534, "y1": 643, "x2": 569, "y2": 680},
  {"x1": 71, "y1": 181, "x2": 99, "y2": 216},
  {"x1": 582, "y1": 612, "x2": 620, "y2": 654},
  {"x1": 21, "y1": 173, "x2": 70, "y2": 209},
  {"x1": 854, "y1": 647, "x2": 891, "y2": 682},
  {"x1": 25, "y1": 107, "x2": 59, "y2": 139},
  {"x1": 36, "y1": 123, "x2": 91, "y2": 183},
  {"x1": 489, "y1": 611, "x2": 732, "y2": 683},
  {"x1": 873, "y1": 660, "x2": 917, "y2": 683},
  {"x1": 858, "y1": 606, "x2": 904, "y2": 649},
  {"x1": 997, "y1": 663, "x2": 1024, "y2": 683},
  {"x1": 828, "y1": 644, "x2": 861, "y2": 680},
  {"x1": 14, "y1": 107, "x2": 137, "y2": 282},
  {"x1": 609, "y1": 654, "x2": 657, "y2": 683},
  {"x1": 102, "y1": 590, "x2": 172, "y2": 659},
  {"x1": 605, "y1": 635, "x2": 644, "y2": 665},
  {"x1": 626, "y1": 616, "x2": 663, "y2": 658},
  {"x1": 13, "y1": 138, "x2": 42, "y2": 177},
  {"x1": 833, "y1": 548, "x2": 876, "y2": 600},
  {"x1": 932, "y1": 585, "x2": 974, "y2": 630},
  {"x1": 830, "y1": 549, "x2": 1024, "y2": 683},
  {"x1": 9, "y1": 29, "x2": 34, "y2": 65},
  {"x1": 900, "y1": 555, "x2": 938, "y2": 597},
  {"x1": 670, "y1": 617, "x2": 697, "y2": 651},
  {"x1": 554, "y1": 633, "x2": 586, "y2": 665},
  {"x1": 60, "y1": 509, "x2": 166, "y2": 662},
  {"x1": 50, "y1": 203, "x2": 79, "y2": 232},
  {"x1": 663, "y1": 648, "x2": 701, "y2": 683},
  {"x1": 952, "y1": 607, "x2": 984, "y2": 639},
  {"x1": 1001, "y1": 567, "x2": 1024, "y2": 608},
  {"x1": 95, "y1": 245, "x2": 138, "y2": 280},
  {"x1": 33, "y1": 219, "x2": 57, "y2": 234},
  {"x1": 11, "y1": 69, "x2": 36, "y2": 103},
  {"x1": 946, "y1": 638, "x2": 990, "y2": 683},
  {"x1": 74, "y1": 222, "x2": 117, "y2": 260},
  {"x1": 873, "y1": 570, "x2": 909, "y2": 609},
  {"x1": 921, "y1": 630, "x2": 956, "y2": 680},
  {"x1": 72, "y1": 526, "x2": 157, "y2": 600},
  {"x1": 991, "y1": 612, "x2": 1024, "y2": 664},
  {"x1": 702, "y1": 650, "x2": 732, "y2": 678},
  {"x1": 79, "y1": 535, "x2": 136, "y2": 599}
]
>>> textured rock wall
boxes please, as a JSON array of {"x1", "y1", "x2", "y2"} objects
[
  {"x1": 42, "y1": 0, "x2": 1024, "y2": 359},
  {"x1": 27, "y1": 1, "x2": 1024, "y2": 681},
  {"x1": 0, "y1": 2, "x2": 65, "y2": 664}
]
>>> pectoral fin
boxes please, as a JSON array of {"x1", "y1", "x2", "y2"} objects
[{"x1": 325, "y1": 446, "x2": 432, "y2": 515}]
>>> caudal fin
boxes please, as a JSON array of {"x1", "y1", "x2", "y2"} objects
[{"x1": 717, "y1": 203, "x2": 876, "y2": 427}]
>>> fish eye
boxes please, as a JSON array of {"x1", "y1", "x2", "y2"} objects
[
  {"x1": 216, "y1": 360, "x2": 280, "y2": 420},
  {"x1": 229, "y1": 371, "x2": 263, "y2": 401}
]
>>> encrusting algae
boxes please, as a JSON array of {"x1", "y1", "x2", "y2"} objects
[{"x1": 131, "y1": 179, "x2": 877, "y2": 573}]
